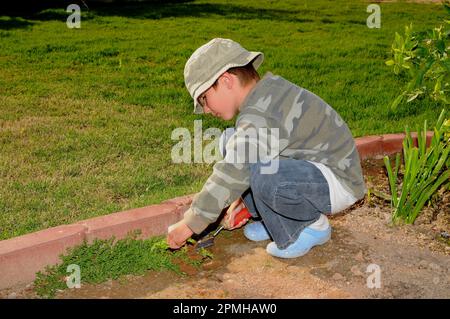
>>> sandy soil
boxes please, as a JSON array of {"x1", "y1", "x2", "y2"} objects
[{"x1": 1, "y1": 156, "x2": 449, "y2": 299}]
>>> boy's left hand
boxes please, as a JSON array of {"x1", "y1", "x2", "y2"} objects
[{"x1": 167, "y1": 222, "x2": 194, "y2": 249}]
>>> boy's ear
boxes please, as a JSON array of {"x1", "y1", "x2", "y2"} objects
[{"x1": 220, "y1": 72, "x2": 233, "y2": 89}]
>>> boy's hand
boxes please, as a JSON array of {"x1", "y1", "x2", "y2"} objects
[
  {"x1": 221, "y1": 197, "x2": 249, "y2": 230},
  {"x1": 167, "y1": 222, "x2": 194, "y2": 249}
]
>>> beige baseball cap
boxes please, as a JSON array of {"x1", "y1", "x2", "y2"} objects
[{"x1": 184, "y1": 38, "x2": 264, "y2": 114}]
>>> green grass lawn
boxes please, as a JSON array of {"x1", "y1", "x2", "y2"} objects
[{"x1": 0, "y1": 0, "x2": 447, "y2": 240}]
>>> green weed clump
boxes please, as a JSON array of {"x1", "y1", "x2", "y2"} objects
[
  {"x1": 33, "y1": 231, "x2": 204, "y2": 298},
  {"x1": 383, "y1": 108, "x2": 449, "y2": 224}
]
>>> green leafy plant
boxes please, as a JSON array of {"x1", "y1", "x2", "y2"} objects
[
  {"x1": 33, "y1": 231, "x2": 201, "y2": 298},
  {"x1": 197, "y1": 247, "x2": 214, "y2": 259},
  {"x1": 382, "y1": 108, "x2": 449, "y2": 224},
  {"x1": 385, "y1": 2, "x2": 450, "y2": 109}
]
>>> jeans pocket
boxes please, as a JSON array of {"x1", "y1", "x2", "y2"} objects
[{"x1": 274, "y1": 182, "x2": 330, "y2": 218}]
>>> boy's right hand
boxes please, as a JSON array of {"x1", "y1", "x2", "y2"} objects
[{"x1": 221, "y1": 197, "x2": 250, "y2": 230}]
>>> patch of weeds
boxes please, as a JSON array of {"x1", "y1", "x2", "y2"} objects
[
  {"x1": 197, "y1": 247, "x2": 214, "y2": 260},
  {"x1": 33, "y1": 230, "x2": 203, "y2": 298},
  {"x1": 221, "y1": 230, "x2": 233, "y2": 239},
  {"x1": 184, "y1": 238, "x2": 214, "y2": 267}
]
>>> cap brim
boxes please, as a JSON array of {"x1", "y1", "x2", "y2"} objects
[{"x1": 192, "y1": 51, "x2": 264, "y2": 114}]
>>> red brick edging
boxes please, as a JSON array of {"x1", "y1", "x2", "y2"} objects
[{"x1": 0, "y1": 131, "x2": 434, "y2": 290}]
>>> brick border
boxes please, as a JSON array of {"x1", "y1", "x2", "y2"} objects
[
  {"x1": 0, "y1": 131, "x2": 434, "y2": 290},
  {"x1": 356, "y1": 131, "x2": 434, "y2": 160},
  {"x1": 0, "y1": 195, "x2": 195, "y2": 290}
]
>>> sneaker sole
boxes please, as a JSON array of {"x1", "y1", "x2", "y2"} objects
[{"x1": 267, "y1": 231, "x2": 331, "y2": 259}]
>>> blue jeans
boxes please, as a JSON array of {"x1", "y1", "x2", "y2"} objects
[{"x1": 241, "y1": 159, "x2": 332, "y2": 249}]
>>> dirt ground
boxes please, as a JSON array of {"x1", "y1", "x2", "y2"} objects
[{"x1": 1, "y1": 155, "x2": 449, "y2": 299}]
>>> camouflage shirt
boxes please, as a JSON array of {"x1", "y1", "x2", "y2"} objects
[{"x1": 182, "y1": 71, "x2": 367, "y2": 234}]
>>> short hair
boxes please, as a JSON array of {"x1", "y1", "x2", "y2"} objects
[{"x1": 212, "y1": 61, "x2": 260, "y2": 89}]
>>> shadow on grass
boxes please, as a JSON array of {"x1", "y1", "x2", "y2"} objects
[
  {"x1": 1, "y1": 0, "x2": 312, "y2": 30},
  {"x1": 0, "y1": 17, "x2": 35, "y2": 30},
  {"x1": 91, "y1": 1, "x2": 311, "y2": 23}
]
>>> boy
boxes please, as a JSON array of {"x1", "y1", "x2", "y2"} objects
[{"x1": 167, "y1": 38, "x2": 367, "y2": 258}]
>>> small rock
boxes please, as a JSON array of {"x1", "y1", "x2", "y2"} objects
[
  {"x1": 222, "y1": 273, "x2": 232, "y2": 280},
  {"x1": 332, "y1": 273, "x2": 345, "y2": 281},
  {"x1": 350, "y1": 265, "x2": 364, "y2": 277},
  {"x1": 325, "y1": 260, "x2": 338, "y2": 270},
  {"x1": 7, "y1": 292, "x2": 17, "y2": 299},
  {"x1": 354, "y1": 251, "x2": 364, "y2": 262},
  {"x1": 418, "y1": 260, "x2": 428, "y2": 269}
]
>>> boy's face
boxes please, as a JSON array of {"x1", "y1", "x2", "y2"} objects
[{"x1": 197, "y1": 72, "x2": 239, "y2": 121}]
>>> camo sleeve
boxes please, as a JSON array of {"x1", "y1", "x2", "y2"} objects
[{"x1": 182, "y1": 111, "x2": 283, "y2": 234}]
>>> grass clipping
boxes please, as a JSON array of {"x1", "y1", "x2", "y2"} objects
[{"x1": 33, "y1": 230, "x2": 209, "y2": 298}]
